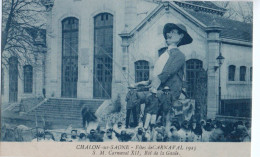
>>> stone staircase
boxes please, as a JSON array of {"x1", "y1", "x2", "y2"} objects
[{"x1": 25, "y1": 98, "x2": 105, "y2": 128}]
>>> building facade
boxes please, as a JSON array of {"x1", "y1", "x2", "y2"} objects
[{"x1": 1, "y1": 0, "x2": 252, "y2": 119}]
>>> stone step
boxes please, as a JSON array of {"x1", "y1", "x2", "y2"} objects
[{"x1": 25, "y1": 98, "x2": 104, "y2": 125}]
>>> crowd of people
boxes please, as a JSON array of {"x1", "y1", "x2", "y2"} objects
[
  {"x1": 26, "y1": 118, "x2": 250, "y2": 142},
  {"x1": 1, "y1": 84, "x2": 251, "y2": 142}
]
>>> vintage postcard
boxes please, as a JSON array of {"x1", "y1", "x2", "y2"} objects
[{"x1": 0, "y1": 0, "x2": 254, "y2": 156}]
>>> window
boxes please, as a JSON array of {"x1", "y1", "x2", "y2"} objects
[
  {"x1": 1, "y1": 68, "x2": 4, "y2": 95},
  {"x1": 250, "y1": 67, "x2": 252, "y2": 82},
  {"x1": 240, "y1": 66, "x2": 246, "y2": 81},
  {"x1": 93, "y1": 13, "x2": 113, "y2": 98},
  {"x1": 24, "y1": 65, "x2": 33, "y2": 93},
  {"x1": 135, "y1": 60, "x2": 149, "y2": 83},
  {"x1": 61, "y1": 17, "x2": 79, "y2": 98},
  {"x1": 9, "y1": 56, "x2": 18, "y2": 102},
  {"x1": 186, "y1": 59, "x2": 203, "y2": 98},
  {"x1": 228, "y1": 65, "x2": 236, "y2": 81}
]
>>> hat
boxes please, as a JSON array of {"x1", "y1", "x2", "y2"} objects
[
  {"x1": 162, "y1": 86, "x2": 170, "y2": 91},
  {"x1": 90, "y1": 129, "x2": 96, "y2": 134},
  {"x1": 150, "y1": 88, "x2": 157, "y2": 94},
  {"x1": 128, "y1": 84, "x2": 136, "y2": 89},
  {"x1": 163, "y1": 23, "x2": 193, "y2": 47}
]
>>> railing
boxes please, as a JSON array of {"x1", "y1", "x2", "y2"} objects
[
  {"x1": 217, "y1": 94, "x2": 252, "y2": 118},
  {"x1": 25, "y1": 98, "x2": 48, "y2": 114}
]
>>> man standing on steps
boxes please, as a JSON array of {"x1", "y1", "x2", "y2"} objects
[
  {"x1": 81, "y1": 105, "x2": 97, "y2": 130},
  {"x1": 125, "y1": 84, "x2": 139, "y2": 128}
]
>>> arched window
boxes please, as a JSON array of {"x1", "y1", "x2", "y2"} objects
[
  {"x1": 240, "y1": 66, "x2": 246, "y2": 81},
  {"x1": 24, "y1": 65, "x2": 33, "y2": 93},
  {"x1": 250, "y1": 67, "x2": 252, "y2": 82},
  {"x1": 61, "y1": 17, "x2": 79, "y2": 98},
  {"x1": 135, "y1": 60, "x2": 149, "y2": 83},
  {"x1": 9, "y1": 56, "x2": 18, "y2": 102},
  {"x1": 186, "y1": 59, "x2": 203, "y2": 98},
  {"x1": 228, "y1": 65, "x2": 236, "y2": 81},
  {"x1": 93, "y1": 13, "x2": 113, "y2": 98}
]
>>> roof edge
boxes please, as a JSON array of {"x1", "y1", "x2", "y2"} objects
[
  {"x1": 221, "y1": 38, "x2": 252, "y2": 47},
  {"x1": 174, "y1": 1, "x2": 226, "y2": 15}
]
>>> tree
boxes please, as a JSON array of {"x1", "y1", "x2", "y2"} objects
[
  {"x1": 1, "y1": 0, "x2": 47, "y2": 69},
  {"x1": 214, "y1": 1, "x2": 253, "y2": 23}
]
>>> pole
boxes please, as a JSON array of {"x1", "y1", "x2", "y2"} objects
[
  {"x1": 127, "y1": 46, "x2": 130, "y2": 86},
  {"x1": 219, "y1": 66, "x2": 221, "y2": 115},
  {"x1": 218, "y1": 41, "x2": 222, "y2": 115}
]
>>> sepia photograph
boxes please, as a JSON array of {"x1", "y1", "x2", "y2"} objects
[{"x1": 0, "y1": 0, "x2": 254, "y2": 155}]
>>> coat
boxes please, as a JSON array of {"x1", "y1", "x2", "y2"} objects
[
  {"x1": 125, "y1": 90, "x2": 139, "y2": 109},
  {"x1": 145, "y1": 94, "x2": 160, "y2": 114},
  {"x1": 159, "y1": 92, "x2": 174, "y2": 113},
  {"x1": 157, "y1": 48, "x2": 185, "y2": 100}
]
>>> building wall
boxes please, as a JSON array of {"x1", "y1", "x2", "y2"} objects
[
  {"x1": 128, "y1": 6, "x2": 208, "y2": 82},
  {"x1": 221, "y1": 43, "x2": 252, "y2": 98},
  {"x1": 45, "y1": 0, "x2": 126, "y2": 99},
  {"x1": 1, "y1": 53, "x2": 45, "y2": 104},
  {"x1": 23, "y1": 0, "x2": 252, "y2": 119}
]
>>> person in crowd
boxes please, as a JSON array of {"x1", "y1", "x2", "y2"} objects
[
  {"x1": 209, "y1": 121, "x2": 225, "y2": 142},
  {"x1": 79, "y1": 133, "x2": 88, "y2": 142},
  {"x1": 152, "y1": 122, "x2": 167, "y2": 142},
  {"x1": 178, "y1": 120, "x2": 194, "y2": 142},
  {"x1": 144, "y1": 89, "x2": 160, "y2": 130},
  {"x1": 125, "y1": 84, "x2": 139, "y2": 128},
  {"x1": 228, "y1": 122, "x2": 250, "y2": 142},
  {"x1": 222, "y1": 122, "x2": 234, "y2": 141},
  {"x1": 202, "y1": 120, "x2": 214, "y2": 142},
  {"x1": 87, "y1": 129, "x2": 99, "y2": 142},
  {"x1": 103, "y1": 129, "x2": 118, "y2": 142},
  {"x1": 70, "y1": 130, "x2": 78, "y2": 142},
  {"x1": 168, "y1": 125, "x2": 180, "y2": 142},
  {"x1": 191, "y1": 121, "x2": 203, "y2": 142},
  {"x1": 155, "y1": 132, "x2": 164, "y2": 142},
  {"x1": 113, "y1": 122, "x2": 125, "y2": 138},
  {"x1": 60, "y1": 133, "x2": 68, "y2": 142},
  {"x1": 32, "y1": 131, "x2": 45, "y2": 142},
  {"x1": 95, "y1": 129, "x2": 105, "y2": 142},
  {"x1": 117, "y1": 130, "x2": 134, "y2": 142},
  {"x1": 171, "y1": 121, "x2": 181, "y2": 131},
  {"x1": 44, "y1": 131, "x2": 55, "y2": 142},
  {"x1": 144, "y1": 129, "x2": 152, "y2": 142},
  {"x1": 132, "y1": 127, "x2": 148, "y2": 142},
  {"x1": 13, "y1": 127, "x2": 24, "y2": 142},
  {"x1": 245, "y1": 121, "x2": 251, "y2": 139},
  {"x1": 81, "y1": 105, "x2": 97, "y2": 129},
  {"x1": 200, "y1": 120, "x2": 206, "y2": 128},
  {"x1": 158, "y1": 86, "x2": 174, "y2": 132},
  {"x1": 236, "y1": 125, "x2": 251, "y2": 142}
]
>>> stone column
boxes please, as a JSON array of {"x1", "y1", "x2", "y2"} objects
[
  {"x1": 206, "y1": 22, "x2": 222, "y2": 119},
  {"x1": 43, "y1": 0, "x2": 55, "y2": 97}
]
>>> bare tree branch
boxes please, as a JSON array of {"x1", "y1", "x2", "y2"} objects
[{"x1": 2, "y1": 0, "x2": 47, "y2": 71}]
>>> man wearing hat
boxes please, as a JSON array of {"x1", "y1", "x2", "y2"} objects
[
  {"x1": 144, "y1": 89, "x2": 160, "y2": 130},
  {"x1": 125, "y1": 84, "x2": 139, "y2": 128},
  {"x1": 158, "y1": 86, "x2": 174, "y2": 131},
  {"x1": 151, "y1": 23, "x2": 192, "y2": 102}
]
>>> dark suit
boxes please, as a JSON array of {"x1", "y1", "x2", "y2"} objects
[{"x1": 125, "y1": 90, "x2": 139, "y2": 128}]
